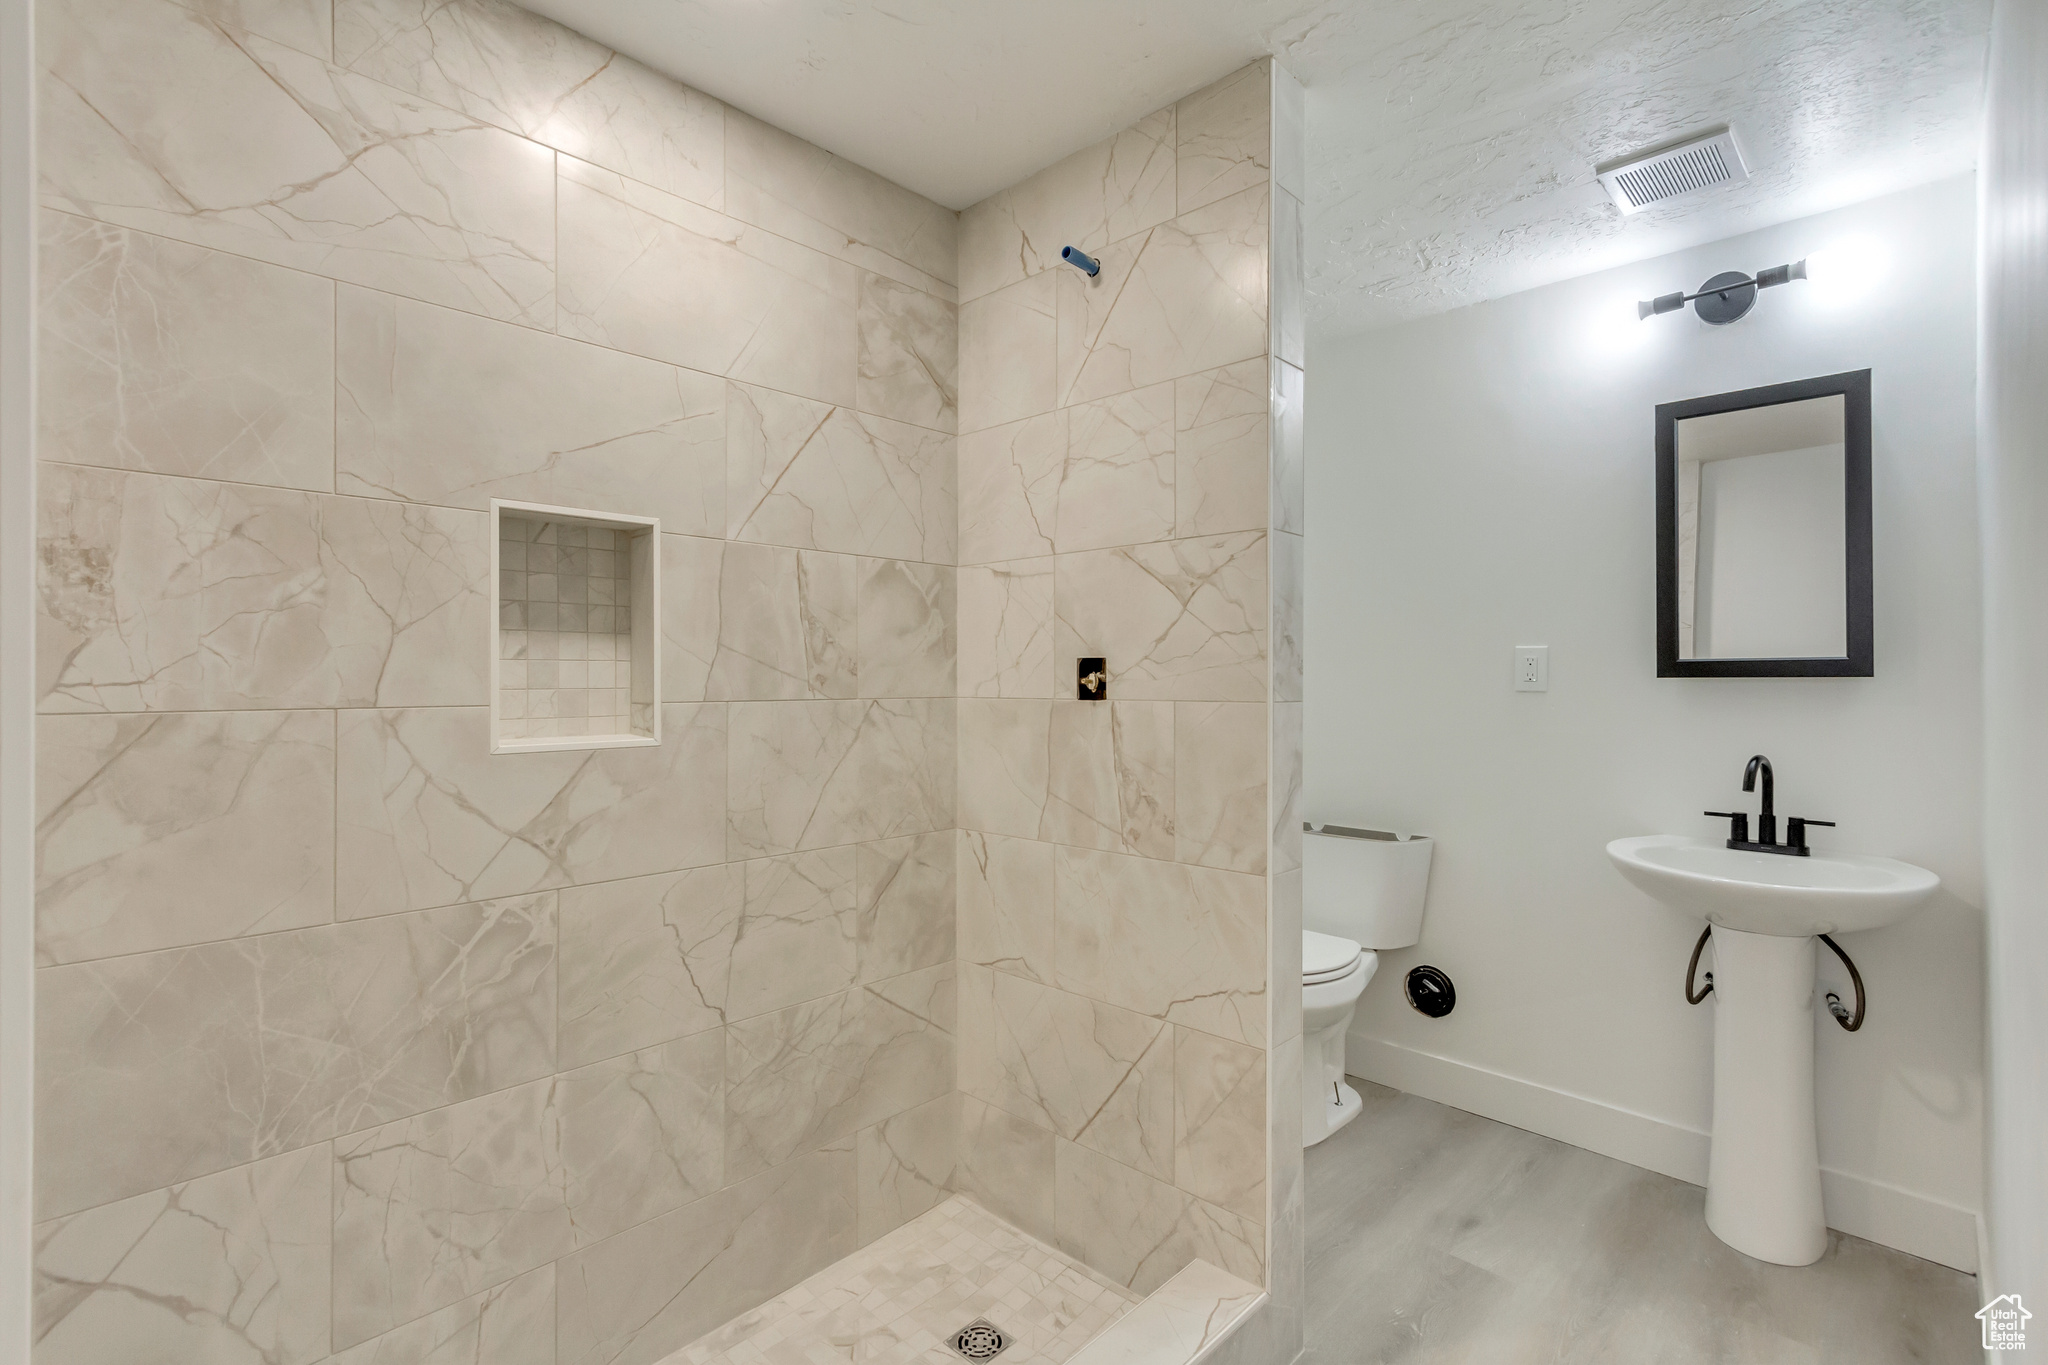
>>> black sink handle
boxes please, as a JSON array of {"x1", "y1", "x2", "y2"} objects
[{"x1": 1786, "y1": 817, "x2": 1835, "y2": 852}]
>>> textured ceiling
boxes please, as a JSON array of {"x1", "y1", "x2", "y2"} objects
[
  {"x1": 517, "y1": 0, "x2": 1990, "y2": 337},
  {"x1": 1282, "y1": 0, "x2": 1992, "y2": 334}
]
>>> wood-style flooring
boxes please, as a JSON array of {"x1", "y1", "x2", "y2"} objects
[{"x1": 1304, "y1": 1080, "x2": 1979, "y2": 1364}]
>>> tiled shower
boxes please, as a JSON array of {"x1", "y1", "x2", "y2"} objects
[{"x1": 28, "y1": 0, "x2": 1303, "y2": 1361}]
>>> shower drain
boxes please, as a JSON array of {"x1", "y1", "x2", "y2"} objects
[{"x1": 949, "y1": 1319, "x2": 1010, "y2": 1361}]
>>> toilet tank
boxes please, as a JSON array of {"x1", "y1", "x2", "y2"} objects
[{"x1": 1302, "y1": 824, "x2": 1432, "y2": 949}]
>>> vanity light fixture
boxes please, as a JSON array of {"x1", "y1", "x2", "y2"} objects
[{"x1": 1638, "y1": 260, "x2": 1807, "y2": 325}]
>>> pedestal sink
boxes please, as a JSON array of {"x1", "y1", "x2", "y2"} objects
[{"x1": 1606, "y1": 834, "x2": 1939, "y2": 1265}]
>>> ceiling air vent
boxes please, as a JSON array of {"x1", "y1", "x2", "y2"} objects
[{"x1": 1597, "y1": 128, "x2": 1749, "y2": 214}]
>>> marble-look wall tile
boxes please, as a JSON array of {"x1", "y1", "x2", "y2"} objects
[
  {"x1": 321, "y1": 494, "x2": 495, "y2": 704},
  {"x1": 1176, "y1": 359, "x2": 1269, "y2": 538},
  {"x1": 33, "y1": 1144, "x2": 330, "y2": 1365},
  {"x1": 859, "y1": 558, "x2": 955, "y2": 698},
  {"x1": 957, "y1": 108, "x2": 1176, "y2": 303},
  {"x1": 726, "y1": 700, "x2": 862, "y2": 856},
  {"x1": 869, "y1": 956, "x2": 955, "y2": 1033},
  {"x1": 959, "y1": 964, "x2": 1172, "y2": 1182},
  {"x1": 332, "y1": 1079, "x2": 571, "y2": 1347},
  {"x1": 1176, "y1": 64, "x2": 1270, "y2": 216},
  {"x1": 1269, "y1": 702, "x2": 1302, "y2": 876},
  {"x1": 40, "y1": 0, "x2": 555, "y2": 325},
  {"x1": 1057, "y1": 186, "x2": 1269, "y2": 408},
  {"x1": 334, "y1": 0, "x2": 723, "y2": 209},
  {"x1": 1055, "y1": 846, "x2": 1265, "y2": 1047},
  {"x1": 724, "y1": 968, "x2": 953, "y2": 1180},
  {"x1": 727, "y1": 699, "x2": 953, "y2": 857},
  {"x1": 724, "y1": 107, "x2": 957, "y2": 292},
  {"x1": 1271, "y1": 358, "x2": 1304, "y2": 537},
  {"x1": 181, "y1": 0, "x2": 334, "y2": 56},
  {"x1": 959, "y1": 273, "x2": 1057, "y2": 433},
  {"x1": 958, "y1": 830, "x2": 1055, "y2": 984},
  {"x1": 727, "y1": 383, "x2": 956, "y2": 564},
  {"x1": 726, "y1": 847, "x2": 858, "y2": 1021},
  {"x1": 858, "y1": 273, "x2": 958, "y2": 432},
  {"x1": 956, "y1": 1095, "x2": 1057, "y2": 1247},
  {"x1": 336, "y1": 287, "x2": 726, "y2": 537},
  {"x1": 1053, "y1": 1140, "x2": 1263, "y2": 1297},
  {"x1": 855, "y1": 1093, "x2": 956, "y2": 1245},
  {"x1": 708, "y1": 543, "x2": 858, "y2": 700},
  {"x1": 1044, "y1": 701, "x2": 1174, "y2": 859},
  {"x1": 38, "y1": 465, "x2": 489, "y2": 712},
  {"x1": 38, "y1": 212, "x2": 335, "y2": 492},
  {"x1": 661, "y1": 533, "x2": 724, "y2": 703},
  {"x1": 959, "y1": 558, "x2": 1055, "y2": 697},
  {"x1": 1054, "y1": 533, "x2": 1267, "y2": 703},
  {"x1": 957, "y1": 412, "x2": 1062, "y2": 565},
  {"x1": 327, "y1": 1264, "x2": 553, "y2": 1365},
  {"x1": 557, "y1": 159, "x2": 858, "y2": 407},
  {"x1": 1059, "y1": 383, "x2": 1177, "y2": 552},
  {"x1": 558, "y1": 1034, "x2": 725, "y2": 1246},
  {"x1": 1174, "y1": 702, "x2": 1267, "y2": 874},
  {"x1": 1173, "y1": 1027, "x2": 1266, "y2": 1222},
  {"x1": 851, "y1": 698, "x2": 957, "y2": 842},
  {"x1": 38, "y1": 894, "x2": 555, "y2": 1218},
  {"x1": 556, "y1": 864, "x2": 740, "y2": 1069},
  {"x1": 1270, "y1": 868, "x2": 1303, "y2": 1048},
  {"x1": 554, "y1": 1143, "x2": 855, "y2": 1365},
  {"x1": 338, "y1": 704, "x2": 723, "y2": 917},
  {"x1": 1272, "y1": 189, "x2": 1305, "y2": 371},
  {"x1": 1272, "y1": 530, "x2": 1303, "y2": 703},
  {"x1": 1263, "y1": 1032, "x2": 1304, "y2": 1350},
  {"x1": 957, "y1": 699, "x2": 1051, "y2": 838},
  {"x1": 36, "y1": 710, "x2": 333, "y2": 965},
  {"x1": 857, "y1": 832, "x2": 955, "y2": 983}
]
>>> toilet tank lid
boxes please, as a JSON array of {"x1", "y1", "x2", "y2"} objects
[{"x1": 1302, "y1": 929, "x2": 1362, "y2": 977}]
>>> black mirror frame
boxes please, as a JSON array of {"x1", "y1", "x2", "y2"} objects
[{"x1": 1655, "y1": 369, "x2": 1873, "y2": 678}]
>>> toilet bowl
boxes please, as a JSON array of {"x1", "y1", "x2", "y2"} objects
[
  {"x1": 1300, "y1": 824, "x2": 1433, "y2": 1147},
  {"x1": 1303, "y1": 929, "x2": 1377, "y2": 1145}
]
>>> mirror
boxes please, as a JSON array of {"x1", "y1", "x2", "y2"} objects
[{"x1": 1656, "y1": 371, "x2": 1872, "y2": 677}]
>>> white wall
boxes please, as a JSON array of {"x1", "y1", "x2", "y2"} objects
[
  {"x1": 1977, "y1": 0, "x2": 2048, "y2": 1320},
  {"x1": 1305, "y1": 176, "x2": 1984, "y2": 1270}
]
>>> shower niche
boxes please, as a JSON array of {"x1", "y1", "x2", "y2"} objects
[{"x1": 491, "y1": 500, "x2": 660, "y2": 753}]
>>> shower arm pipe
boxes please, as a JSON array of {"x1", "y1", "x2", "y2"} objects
[{"x1": 1061, "y1": 245, "x2": 1100, "y2": 277}]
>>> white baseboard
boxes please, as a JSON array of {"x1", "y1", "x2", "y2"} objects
[{"x1": 1347, "y1": 1033, "x2": 1981, "y2": 1274}]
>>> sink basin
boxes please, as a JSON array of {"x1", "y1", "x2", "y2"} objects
[{"x1": 1607, "y1": 834, "x2": 1939, "y2": 937}]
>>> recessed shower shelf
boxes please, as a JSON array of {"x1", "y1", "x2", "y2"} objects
[{"x1": 491, "y1": 500, "x2": 660, "y2": 755}]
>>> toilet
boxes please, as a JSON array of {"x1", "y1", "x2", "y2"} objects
[{"x1": 1301, "y1": 824, "x2": 1434, "y2": 1146}]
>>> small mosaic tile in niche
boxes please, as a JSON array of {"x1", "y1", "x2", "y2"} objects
[{"x1": 495, "y1": 507, "x2": 658, "y2": 750}]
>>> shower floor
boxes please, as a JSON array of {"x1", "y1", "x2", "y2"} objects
[{"x1": 660, "y1": 1196, "x2": 1142, "y2": 1365}]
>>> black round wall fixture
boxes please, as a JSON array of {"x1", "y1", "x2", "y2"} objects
[
  {"x1": 1692, "y1": 270, "x2": 1758, "y2": 325},
  {"x1": 1406, "y1": 965, "x2": 1456, "y2": 1018}
]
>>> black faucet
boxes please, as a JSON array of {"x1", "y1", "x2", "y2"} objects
[
  {"x1": 1706, "y1": 754, "x2": 1834, "y2": 857},
  {"x1": 1744, "y1": 755, "x2": 1775, "y2": 846}
]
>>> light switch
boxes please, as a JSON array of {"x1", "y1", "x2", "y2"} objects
[{"x1": 1514, "y1": 646, "x2": 1549, "y2": 692}]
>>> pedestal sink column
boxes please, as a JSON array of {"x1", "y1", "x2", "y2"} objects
[{"x1": 1704, "y1": 926, "x2": 1827, "y2": 1265}]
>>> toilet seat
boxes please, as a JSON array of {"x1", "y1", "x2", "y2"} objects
[{"x1": 1303, "y1": 928, "x2": 1364, "y2": 984}]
